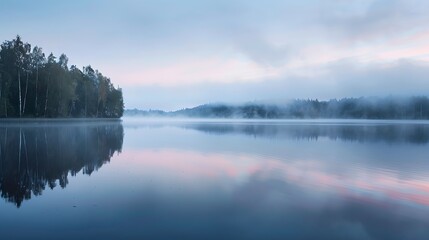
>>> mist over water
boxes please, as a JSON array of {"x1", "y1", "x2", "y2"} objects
[
  {"x1": 0, "y1": 119, "x2": 428, "y2": 239},
  {"x1": 126, "y1": 96, "x2": 429, "y2": 120}
]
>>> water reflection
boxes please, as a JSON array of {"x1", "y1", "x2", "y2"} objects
[
  {"x1": 179, "y1": 121, "x2": 429, "y2": 143},
  {"x1": 116, "y1": 120, "x2": 429, "y2": 239},
  {"x1": 0, "y1": 121, "x2": 123, "y2": 207},
  {"x1": 112, "y1": 148, "x2": 429, "y2": 240},
  {"x1": 2, "y1": 120, "x2": 429, "y2": 239}
]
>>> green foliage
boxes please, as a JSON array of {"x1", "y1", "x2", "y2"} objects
[{"x1": 0, "y1": 36, "x2": 124, "y2": 118}]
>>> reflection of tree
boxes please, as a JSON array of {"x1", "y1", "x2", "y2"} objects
[
  {"x1": 0, "y1": 122, "x2": 123, "y2": 207},
  {"x1": 183, "y1": 123, "x2": 429, "y2": 144}
]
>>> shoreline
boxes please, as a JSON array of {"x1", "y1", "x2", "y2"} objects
[
  {"x1": 0, "y1": 118, "x2": 121, "y2": 121},
  {"x1": 0, "y1": 118, "x2": 122, "y2": 126}
]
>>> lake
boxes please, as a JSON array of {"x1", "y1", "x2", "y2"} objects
[{"x1": 1, "y1": 118, "x2": 429, "y2": 240}]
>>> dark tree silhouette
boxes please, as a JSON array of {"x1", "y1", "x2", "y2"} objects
[{"x1": 0, "y1": 36, "x2": 124, "y2": 118}]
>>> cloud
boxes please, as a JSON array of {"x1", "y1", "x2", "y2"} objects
[
  {"x1": 2, "y1": 0, "x2": 429, "y2": 110},
  {"x1": 318, "y1": 0, "x2": 429, "y2": 43},
  {"x1": 231, "y1": 28, "x2": 290, "y2": 67},
  {"x1": 110, "y1": 56, "x2": 281, "y2": 87}
]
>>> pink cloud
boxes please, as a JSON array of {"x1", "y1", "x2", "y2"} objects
[{"x1": 109, "y1": 57, "x2": 281, "y2": 87}]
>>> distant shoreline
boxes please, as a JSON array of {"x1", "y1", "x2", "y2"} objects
[
  {"x1": 125, "y1": 96, "x2": 429, "y2": 120},
  {"x1": 0, "y1": 118, "x2": 122, "y2": 122}
]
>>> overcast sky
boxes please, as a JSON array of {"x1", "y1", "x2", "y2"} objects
[{"x1": 1, "y1": 0, "x2": 429, "y2": 110}]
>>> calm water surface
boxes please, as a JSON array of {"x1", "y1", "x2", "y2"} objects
[{"x1": 1, "y1": 119, "x2": 429, "y2": 240}]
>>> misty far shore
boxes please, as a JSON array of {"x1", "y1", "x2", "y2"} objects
[{"x1": 126, "y1": 96, "x2": 429, "y2": 120}]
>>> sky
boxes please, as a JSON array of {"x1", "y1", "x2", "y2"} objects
[{"x1": 1, "y1": 0, "x2": 429, "y2": 110}]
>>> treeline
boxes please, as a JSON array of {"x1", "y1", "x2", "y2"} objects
[
  {"x1": 126, "y1": 96, "x2": 429, "y2": 119},
  {"x1": 0, "y1": 36, "x2": 124, "y2": 118}
]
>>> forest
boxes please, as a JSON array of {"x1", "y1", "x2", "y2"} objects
[
  {"x1": 0, "y1": 36, "x2": 124, "y2": 118},
  {"x1": 126, "y1": 96, "x2": 429, "y2": 119}
]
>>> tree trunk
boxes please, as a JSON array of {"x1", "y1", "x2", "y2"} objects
[
  {"x1": 0, "y1": 79, "x2": 2, "y2": 117},
  {"x1": 0, "y1": 75, "x2": 2, "y2": 110},
  {"x1": 35, "y1": 66, "x2": 38, "y2": 116},
  {"x1": 0, "y1": 128, "x2": 2, "y2": 172},
  {"x1": 68, "y1": 101, "x2": 73, "y2": 117},
  {"x1": 23, "y1": 71, "x2": 29, "y2": 115},
  {"x1": 420, "y1": 104, "x2": 423, "y2": 119},
  {"x1": 58, "y1": 78, "x2": 62, "y2": 116},
  {"x1": 18, "y1": 71, "x2": 22, "y2": 117},
  {"x1": 44, "y1": 87, "x2": 48, "y2": 117},
  {"x1": 85, "y1": 84, "x2": 87, "y2": 117},
  {"x1": 45, "y1": 74, "x2": 49, "y2": 117}
]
